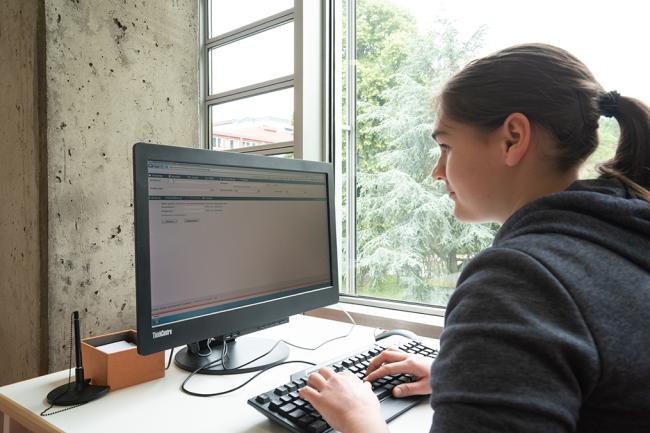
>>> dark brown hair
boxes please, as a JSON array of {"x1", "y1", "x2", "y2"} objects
[{"x1": 440, "y1": 43, "x2": 650, "y2": 201}]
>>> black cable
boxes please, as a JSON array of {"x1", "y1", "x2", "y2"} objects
[
  {"x1": 180, "y1": 311, "x2": 357, "y2": 397},
  {"x1": 281, "y1": 321, "x2": 355, "y2": 351},
  {"x1": 165, "y1": 347, "x2": 175, "y2": 370},
  {"x1": 181, "y1": 360, "x2": 315, "y2": 397}
]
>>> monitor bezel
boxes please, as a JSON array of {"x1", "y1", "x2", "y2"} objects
[{"x1": 133, "y1": 142, "x2": 339, "y2": 356}]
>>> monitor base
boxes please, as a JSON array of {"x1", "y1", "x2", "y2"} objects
[
  {"x1": 46, "y1": 380, "x2": 110, "y2": 405},
  {"x1": 175, "y1": 336, "x2": 289, "y2": 375}
]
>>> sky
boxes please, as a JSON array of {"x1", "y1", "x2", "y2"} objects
[{"x1": 385, "y1": 0, "x2": 650, "y2": 104}]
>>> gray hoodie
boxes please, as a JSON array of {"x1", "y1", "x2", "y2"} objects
[{"x1": 430, "y1": 178, "x2": 650, "y2": 433}]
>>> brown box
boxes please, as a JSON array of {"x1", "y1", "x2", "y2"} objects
[{"x1": 81, "y1": 329, "x2": 165, "y2": 390}]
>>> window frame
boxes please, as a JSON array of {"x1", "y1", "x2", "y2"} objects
[
  {"x1": 200, "y1": 0, "x2": 442, "y2": 317},
  {"x1": 200, "y1": 1, "x2": 328, "y2": 160},
  {"x1": 333, "y1": 0, "x2": 446, "y2": 317},
  {"x1": 201, "y1": 2, "x2": 295, "y2": 155}
]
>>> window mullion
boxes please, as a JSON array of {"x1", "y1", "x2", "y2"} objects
[{"x1": 345, "y1": 0, "x2": 357, "y2": 295}]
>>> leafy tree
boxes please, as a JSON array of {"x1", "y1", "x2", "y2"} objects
[
  {"x1": 352, "y1": 10, "x2": 495, "y2": 305},
  {"x1": 580, "y1": 118, "x2": 620, "y2": 179},
  {"x1": 350, "y1": 0, "x2": 417, "y2": 171}
]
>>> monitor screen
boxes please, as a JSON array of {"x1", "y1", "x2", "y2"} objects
[{"x1": 133, "y1": 143, "x2": 338, "y2": 373}]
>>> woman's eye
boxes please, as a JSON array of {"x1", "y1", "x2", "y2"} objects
[{"x1": 439, "y1": 144, "x2": 450, "y2": 153}]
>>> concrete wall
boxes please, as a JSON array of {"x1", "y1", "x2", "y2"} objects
[
  {"x1": 46, "y1": 0, "x2": 199, "y2": 370},
  {"x1": 0, "y1": 0, "x2": 48, "y2": 386}
]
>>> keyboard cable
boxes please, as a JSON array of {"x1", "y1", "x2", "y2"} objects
[{"x1": 180, "y1": 310, "x2": 357, "y2": 397}]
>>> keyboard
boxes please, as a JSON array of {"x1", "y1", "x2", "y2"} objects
[{"x1": 248, "y1": 334, "x2": 438, "y2": 433}]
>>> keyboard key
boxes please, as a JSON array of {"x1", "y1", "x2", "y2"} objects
[
  {"x1": 307, "y1": 419, "x2": 329, "y2": 433},
  {"x1": 255, "y1": 394, "x2": 270, "y2": 404},
  {"x1": 373, "y1": 386, "x2": 392, "y2": 400},
  {"x1": 268, "y1": 399, "x2": 282, "y2": 411},
  {"x1": 286, "y1": 383, "x2": 298, "y2": 392},
  {"x1": 280, "y1": 395, "x2": 293, "y2": 403},
  {"x1": 274, "y1": 385, "x2": 289, "y2": 396},
  {"x1": 297, "y1": 414, "x2": 316, "y2": 427},
  {"x1": 293, "y1": 398, "x2": 307, "y2": 407},
  {"x1": 288, "y1": 408, "x2": 308, "y2": 421},
  {"x1": 278, "y1": 403, "x2": 297, "y2": 415}
]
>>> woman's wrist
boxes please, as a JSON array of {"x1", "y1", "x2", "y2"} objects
[{"x1": 344, "y1": 414, "x2": 389, "y2": 433}]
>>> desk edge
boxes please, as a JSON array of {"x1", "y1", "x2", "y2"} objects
[{"x1": 0, "y1": 393, "x2": 64, "y2": 433}]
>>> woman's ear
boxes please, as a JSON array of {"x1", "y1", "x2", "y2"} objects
[{"x1": 501, "y1": 113, "x2": 531, "y2": 167}]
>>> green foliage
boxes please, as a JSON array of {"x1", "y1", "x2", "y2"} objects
[
  {"x1": 350, "y1": 3, "x2": 497, "y2": 304},
  {"x1": 353, "y1": 0, "x2": 417, "y2": 171},
  {"x1": 580, "y1": 117, "x2": 620, "y2": 179}
]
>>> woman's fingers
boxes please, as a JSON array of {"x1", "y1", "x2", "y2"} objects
[
  {"x1": 365, "y1": 360, "x2": 408, "y2": 382},
  {"x1": 306, "y1": 371, "x2": 328, "y2": 391},
  {"x1": 365, "y1": 348, "x2": 408, "y2": 376}
]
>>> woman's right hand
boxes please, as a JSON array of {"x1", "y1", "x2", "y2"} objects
[{"x1": 364, "y1": 347, "x2": 434, "y2": 397}]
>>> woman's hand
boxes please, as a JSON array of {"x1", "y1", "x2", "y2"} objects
[
  {"x1": 299, "y1": 367, "x2": 389, "y2": 433},
  {"x1": 365, "y1": 348, "x2": 434, "y2": 397}
]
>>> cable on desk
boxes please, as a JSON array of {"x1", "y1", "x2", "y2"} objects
[
  {"x1": 180, "y1": 310, "x2": 356, "y2": 397},
  {"x1": 166, "y1": 347, "x2": 175, "y2": 370},
  {"x1": 181, "y1": 359, "x2": 315, "y2": 397},
  {"x1": 282, "y1": 309, "x2": 357, "y2": 351}
]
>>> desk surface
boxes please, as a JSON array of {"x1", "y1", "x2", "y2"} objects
[{"x1": 0, "y1": 315, "x2": 436, "y2": 433}]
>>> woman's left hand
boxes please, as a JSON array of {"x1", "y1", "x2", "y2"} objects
[{"x1": 299, "y1": 367, "x2": 389, "y2": 433}]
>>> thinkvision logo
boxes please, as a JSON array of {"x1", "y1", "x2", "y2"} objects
[{"x1": 152, "y1": 329, "x2": 173, "y2": 339}]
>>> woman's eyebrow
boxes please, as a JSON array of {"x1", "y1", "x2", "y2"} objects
[{"x1": 432, "y1": 129, "x2": 448, "y2": 142}]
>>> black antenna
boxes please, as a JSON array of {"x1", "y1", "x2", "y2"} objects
[{"x1": 46, "y1": 311, "x2": 110, "y2": 405}]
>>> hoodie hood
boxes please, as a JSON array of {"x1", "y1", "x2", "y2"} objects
[{"x1": 494, "y1": 178, "x2": 650, "y2": 271}]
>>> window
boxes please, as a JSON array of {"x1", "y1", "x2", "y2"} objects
[
  {"x1": 202, "y1": 1, "x2": 328, "y2": 159},
  {"x1": 203, "y1": 0, "x2": 295, "y2": 156},
  {"x1": 336, "y1": 0, "x2": 643, "y2": 311}
]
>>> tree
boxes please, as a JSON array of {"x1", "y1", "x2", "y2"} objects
[
  {"x1": 352, "y1": 8, "x2": 495, "y2": 305},
  {"x1": 348, "y1": 0, "x2": 417, "y2": 172}
]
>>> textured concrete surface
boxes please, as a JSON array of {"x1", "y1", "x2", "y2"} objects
[
  {"x1": 46, "y1": 0, "x2": 198, "y2": 370},
  {"x1": 0, "y1": 0, "x2": 47, "y2": 386}
]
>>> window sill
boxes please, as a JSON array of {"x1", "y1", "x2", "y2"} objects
[{"x1": 304, "y1": 302, "x2": 445, "y2": 339}]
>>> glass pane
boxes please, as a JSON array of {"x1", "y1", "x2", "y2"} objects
[
  {"x1": 343, "y1": 0, "x2": 648, "y2": 307},
  {"x1": 210, "y1": 88, "x2": 293, "y2": 151},
  {"x1": 209, "y1": 0, "x2": 293, "y2": 38},
  {"x1": 209, "y1": 23, "x2": 294, "y2": 95}
]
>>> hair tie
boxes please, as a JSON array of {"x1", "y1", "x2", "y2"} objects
[{"x1": 598, "y1": 90, "x2": 620, "y2": 118}]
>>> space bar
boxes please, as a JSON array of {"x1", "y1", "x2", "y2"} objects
[{"x1": 379, "y1": 395, "x2": 427, "y2": 423}]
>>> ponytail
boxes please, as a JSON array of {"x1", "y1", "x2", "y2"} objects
[{"x1": 597, "y1": 94, "x2": 650, "y2": 202}]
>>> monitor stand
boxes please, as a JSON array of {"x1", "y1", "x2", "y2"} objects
[{"x1": 174, "y1": 336, "x2": 289, "y2": 375}]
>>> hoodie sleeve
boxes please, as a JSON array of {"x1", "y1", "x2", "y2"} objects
[{"x1": 429, "y1": 247, "x2": 600, "y2": 433}]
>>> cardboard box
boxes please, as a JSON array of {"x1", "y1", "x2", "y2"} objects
[{"x1": 81, "y1": 330, "x2": 165, "y2": 390}]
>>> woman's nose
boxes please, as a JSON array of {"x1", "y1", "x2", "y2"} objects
[{"x1": 432, "y1": 158, "x2": 445, "y2": 181}]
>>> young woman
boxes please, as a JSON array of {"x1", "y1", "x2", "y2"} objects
[{"x1": 299, "y1": 43, "x2": 650, "y2": 433}]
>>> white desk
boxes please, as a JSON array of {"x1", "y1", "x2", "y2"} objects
[{"x1": 0, "y1": 315, "x2": 436, "y2": 433}]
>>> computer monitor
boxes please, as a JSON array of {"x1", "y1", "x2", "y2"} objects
[{"x1": 133, "y1": 143, "x2": 338, "y2": 374}]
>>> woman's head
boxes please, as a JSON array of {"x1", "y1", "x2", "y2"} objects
[{"x1": 433, "y1": 43, "x2": 650, "y2": 220}]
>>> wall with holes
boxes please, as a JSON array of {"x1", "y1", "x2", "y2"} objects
[{"x1": 46, "y1": 0, "x2": 198, "y2": 370}]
